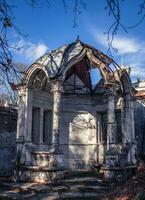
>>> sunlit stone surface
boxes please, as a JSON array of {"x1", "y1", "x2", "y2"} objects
[{"x1": 16, "y1": 39, "x2": 137, "y2": 182}]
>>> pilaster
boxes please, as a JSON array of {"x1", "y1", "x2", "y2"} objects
[{"x1": 17, "y1": 86, "x2": 27, "y2": 142}]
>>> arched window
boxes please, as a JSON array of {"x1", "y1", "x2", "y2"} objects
[{"x1": 27, "y1": 68, "x2": 47, "y2": 90}]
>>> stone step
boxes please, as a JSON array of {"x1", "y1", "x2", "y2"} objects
[
  {"x1": 0, "y1": 170, "x2": 108, "y2": 200},
  {"x1": 1, "y1": 180, "x2": 110, "y2": 192},
  {"x1": 0, "y1": 190, "x2": 36, "y2": 200},
  {"x1": 68, "y1": 170, "x2": 95, "y2": 178},
  {"x1": 60, "y1": 191, "x2": 103, "y2": 199},
  {"x1": 60, "y1": 176, "x2": 104, "y2": 186},
  {"x1": 67, "y1": 184, "x2": 109, "y2": 192},
  {"x1": 2, "y1": 182, "x2": 37, "y2": 190},
  {"x1": 0, "y1": 183, "x2": 110, "y2": 200},
  {"x1": 2, "y1": 183, "x2": 109, "y2": 193},
  {"x1": 0, "y1": 191, "x2": 105, "y2": 200}
]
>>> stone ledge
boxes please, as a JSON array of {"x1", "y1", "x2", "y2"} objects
[
  {"x1": 101, "y1": 165, "x2": 137, "y2": 171},
  {"x1": 32, "y1": 151, "x2": 51, "y2": 155},
  {"x1": 17, "y1": 166, "x2": 68, "y2": 183},
  {"x1": 100, "y1": 165, "x2": 137, "y2": 180},
  {"x1": 19, "y1": 165, "x2": 67, "y2": 172}
]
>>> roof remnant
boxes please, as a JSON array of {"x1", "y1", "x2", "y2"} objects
[{"x1": 21, "y1": 39, "x2": 131, "y2": 92}]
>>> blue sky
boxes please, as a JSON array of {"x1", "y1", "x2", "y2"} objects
[{"x1": 11, "y1": 0, "x2": 145, "y2": 82}]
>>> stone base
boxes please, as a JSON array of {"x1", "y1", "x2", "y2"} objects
[
  {"x1": 48, "y1": 150, "x2": 64, "y2": 170},
  {"x1": 16, "y1": 166, "x2": 67, "y2": 183},
  {"x1": 32, "y1": 151, "x2": 50, "y2": 167},
  {"x1": 100, "y1": 165, "x2": 137, "y2": 181},
  {"x1": 106, "y1": 151, "x2": 127, "y2": 167}
]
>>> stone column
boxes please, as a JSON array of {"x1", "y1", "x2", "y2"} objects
[
  {"x1": 17, "y1": 86, "x2": 33, "y2": 142},
  {"x1": 17, "y1": 86, "x2": 27, "y2": 142},
  {"x1": 49, "y1": 80, "x2": 64, "y2": 169},
  {"x1": 16, "y1": 86, "x2": 33, "y2": 168},
  {"x1": 51, "y1": 80, "x2": 63, "y2": 152},
  {"x1": 101, "y1": 88, "x2": 118, "y2": 178},
  {"x1": 26, "y1": 88, "x2": 33, "y2": 142},
  {"x1": 130, "y1": 99, "x2": 136, "y2": 142},
  {"x1": 122, "y1": 94, "x2": 131, "y2": 144},
  {"x1": 122, "y1": 94, "x2": 137, "y2": 164},
  {"x1": 107, "y1": 89, "x2": 117, "y2": 151}
]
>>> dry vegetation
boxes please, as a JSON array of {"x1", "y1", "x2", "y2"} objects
[{"x1": 103, "y1": 164, "x2": 145, "y2": 200}]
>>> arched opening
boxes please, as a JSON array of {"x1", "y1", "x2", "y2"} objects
[
  {"x1": 63, "y1": 56, "x2": 104, "y2": 94},
  {"x1": 63, "y1": 57, "x2": 92, "y2": 94},
  {"x1": 27, "y1": 68, "x2": 48, "y2": 91},
  {"x1": 26, "y1": 68, "x2": 52, "y2": 145},
  {"x1": 90, "y1": 68, "x2": 102, "y2": 89}
]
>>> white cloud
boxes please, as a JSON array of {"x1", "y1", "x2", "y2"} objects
[
  {"x1": 112, "y1": 37, "x2": 140, "y2": 54},
  {"x1": 90, "y1": 28, "x2": 145, "y2": 80},
  {"x1": 91, "y1": 29, "x2": 142, "y2": 54},
  {"x1": 25, "y1": 43, "x2": 48, "y2": 60},
  {"x1": 15, "y1": 39, "x2": 48, "y2": 61},
  {"x1": 124, "y1": 51, "x2": 145, "y2": 79}
]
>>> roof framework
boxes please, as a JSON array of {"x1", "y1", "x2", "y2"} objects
[{"x1": 23, "y1": 39, "x2": 131, "y2": 94}]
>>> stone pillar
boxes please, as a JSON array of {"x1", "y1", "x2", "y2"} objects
[
  {"x1": 130, "y1": 99, "x2": 136, "y2": 142},
  {"x1": 26, "y1": 88, "x2": 33, "y2": 142},
  {"x1": 17, "y1": 86, "x2": 33, "y2": 142},
  {"x1": 17, "y1": 86, "x2": 27, "y2": 142},
  {"x1": 51, "y1": 80, "x2": 63, "y2": 152},
  {"x1": 122, "y1": 94, "x2": 131, "y2": 144},
  {"x1": 16, "y1": 86, "x2": 33, "y2": 167},
  {"x1": 104, "y1": 88, "x2": 119, "y2": 170},
  {"x1": 123, "y1": 94, "x2": 132, "y2": 165},
  {"x1": 107, "y1": 89, "x2": 116, "y2": 151},
  {"x1": 49, "y1": 80, "x2": 64, "y2": 169},
  {"x1": 122, "y1": 94, "x2": 137, "y2": 165}
]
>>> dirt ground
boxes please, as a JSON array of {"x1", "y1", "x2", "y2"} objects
[
  {"x1": 1, "y1": 166, "x2": 145, "y2": 200},
  {"x1": 102, "y1": 165, "x2": 145, "y2": 200}
]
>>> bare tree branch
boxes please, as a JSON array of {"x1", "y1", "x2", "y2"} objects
[
  {"x1": 128, "y1": 0, "x2": 145, "y2": 29},
  {"x1": 0, "y1": 0, "x2": 145, "y2": 102},
  {"x1": 104, "y1": 0, "x2": 128, "y2": 56}
]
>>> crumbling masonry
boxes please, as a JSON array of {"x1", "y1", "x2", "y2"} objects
[{"x1": 16, "y1": 39, "x2": 137, "y2": 182}]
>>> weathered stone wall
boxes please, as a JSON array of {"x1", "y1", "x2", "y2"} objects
[
  {"x1": 60, "y1": 94, "x2": 104, "y2": 169},
  {"x1": 31, "y1": 90, "x2": 107, "y2": 169},
  {"x1": 0, "y1": 107, "x2": 17, "y2": 177},
  {"x1": 134, "y1": 100, "x2": 145, "y2": 159}
]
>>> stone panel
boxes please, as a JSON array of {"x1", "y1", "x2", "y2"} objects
[{"x1": 60, "y1": 110, "x2": 97, "y2": 169}]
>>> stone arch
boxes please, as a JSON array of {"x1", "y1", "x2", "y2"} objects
[
  {"x1": 25, "y1": 66, "x2": 49, "y2": 90},
  {"x1": 63, "y1": 56, "x2": 92, "y2": 91},
  {"x1": 60, "y1": 49, "x2": 121, "y2": 90}
]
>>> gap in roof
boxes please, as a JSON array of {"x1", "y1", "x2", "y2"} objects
[{"x1": 90, "y1": 68, "x2": 102, "y2": 89}]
